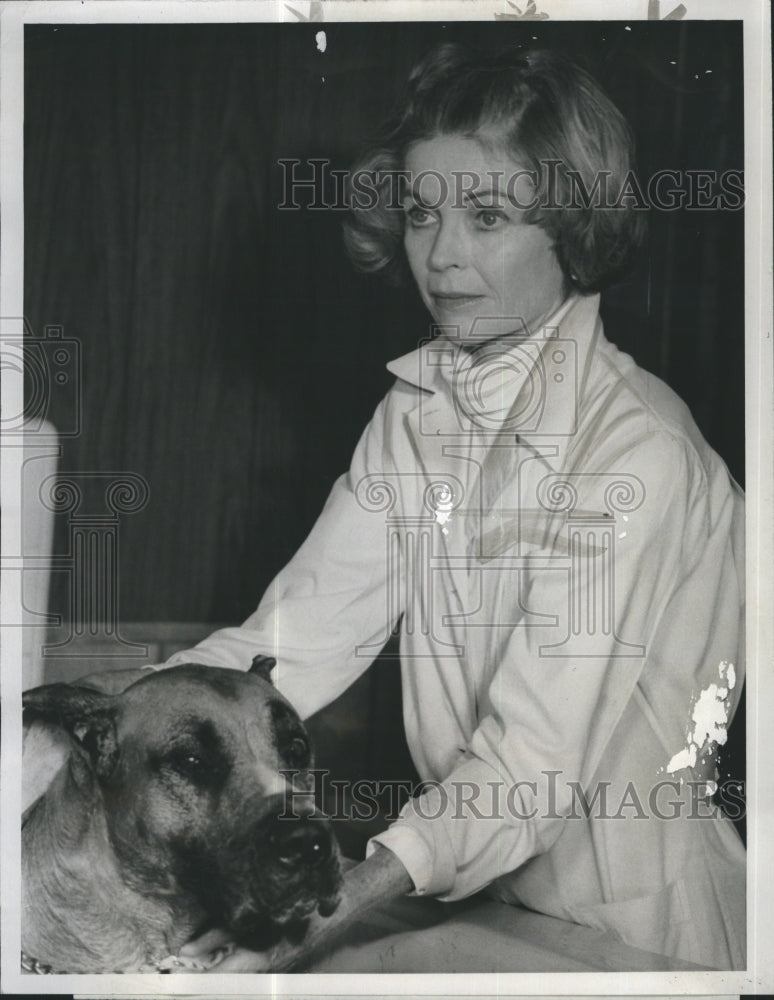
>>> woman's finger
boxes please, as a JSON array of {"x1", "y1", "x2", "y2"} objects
[{"x1": 179, "y1": 926, "x2": 233, "y2": 956}]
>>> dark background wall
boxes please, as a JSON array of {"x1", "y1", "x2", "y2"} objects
[{"x1": 24, "y1": 19, "x2": 744, "y2": 627}]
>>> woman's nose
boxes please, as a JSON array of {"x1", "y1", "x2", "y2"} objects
[{"x1": 427, "y1": 219, "x2": 467, "y2": 271}]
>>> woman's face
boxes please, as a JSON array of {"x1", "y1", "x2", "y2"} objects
[{"x1": 402, "y1": 134, "x2": 567, "y2": 345}]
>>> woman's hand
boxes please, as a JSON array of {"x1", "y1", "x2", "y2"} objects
[
  {"x1": 174, "y1": 920, "x2": 331, "y2": 973},
  {"x1": 176, "y1": 844, "x2": 414, "y2": 973}
]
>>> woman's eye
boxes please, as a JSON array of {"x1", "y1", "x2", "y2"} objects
[
  {"x1": 476, "y1": 210, "x2": 506, "y2": 229},
  {"x1": 405, "y1": 205, "x2": 433, "y2": 227}
]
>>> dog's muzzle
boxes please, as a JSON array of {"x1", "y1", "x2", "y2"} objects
[
  {"x1": 265, "y1": 812, "x2": 334, "y2": 872},
  {"x1": 181, "y1": 796, "x2": 342, "y2": 949}
]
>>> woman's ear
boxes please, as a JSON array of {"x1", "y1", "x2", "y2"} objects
[{"x1": 23, "y1": 683, "x2": 119, "y2": 780}]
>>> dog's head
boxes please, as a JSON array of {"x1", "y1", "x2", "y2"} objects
[{"x1": 23, "y1": 661, "x2": 341, "y2": 949}]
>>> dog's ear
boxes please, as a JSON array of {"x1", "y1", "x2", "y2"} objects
[
  {"x1": 23, "y1": 684, "x2": 119, "y2": 780},
  {"x1": 248, "y1": 654, "x2": 276, "y2": 684}
]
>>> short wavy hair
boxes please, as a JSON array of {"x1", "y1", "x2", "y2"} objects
[{"x1": 343, "y1": 43, "x2": 645, "y2": 294}]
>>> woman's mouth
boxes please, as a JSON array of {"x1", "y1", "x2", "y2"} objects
[{"x1": 431, "y1": 292, "x2": 485, "y2": 312}]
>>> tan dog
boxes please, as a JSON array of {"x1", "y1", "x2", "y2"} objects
[{"x1": 22, "y1": 660, "x2": 341, "y2": 973}]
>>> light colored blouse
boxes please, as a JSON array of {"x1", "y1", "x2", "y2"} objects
[{"x1": 168, "y1": 292, "x2": 746, "y2": 968}]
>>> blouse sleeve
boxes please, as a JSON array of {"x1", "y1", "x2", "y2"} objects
[
  {"x1": 165, "y1": 395, "x2": 400, "y2": 720},
  {"x1": 369, "y1": 431, "x2": 722, "y2": 899}
]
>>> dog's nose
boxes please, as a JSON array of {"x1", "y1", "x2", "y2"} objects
[{"x1": 268, "y1": 816, "x2": 332, "y2": 870}]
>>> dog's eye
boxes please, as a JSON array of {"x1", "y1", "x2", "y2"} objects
[
  {"x1": 166, "y1": 746, "x2": 204, "y2": 776},
  {"x1": 152, "y1": 719, "x2": 231, "y2": 789},
  {"x1": 286, "y1": 736, "x2": 310, "y2": 766}
]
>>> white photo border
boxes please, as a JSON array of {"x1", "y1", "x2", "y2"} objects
[{"x1": 1, "y1": 0, "x2": 771, "y2": 995}]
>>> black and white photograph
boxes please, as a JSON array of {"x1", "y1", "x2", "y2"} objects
[{"x1": 1, "y1": 0, "x2": 772, "y2": 994}]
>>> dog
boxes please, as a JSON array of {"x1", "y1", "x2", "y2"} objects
[{"x1": 21, "y1": 657, "x2": 342, "y2": 973}]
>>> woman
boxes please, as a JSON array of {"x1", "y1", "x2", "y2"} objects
[{"x1": 169, "y1": 44, "x2": 745, "y2": 968}]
